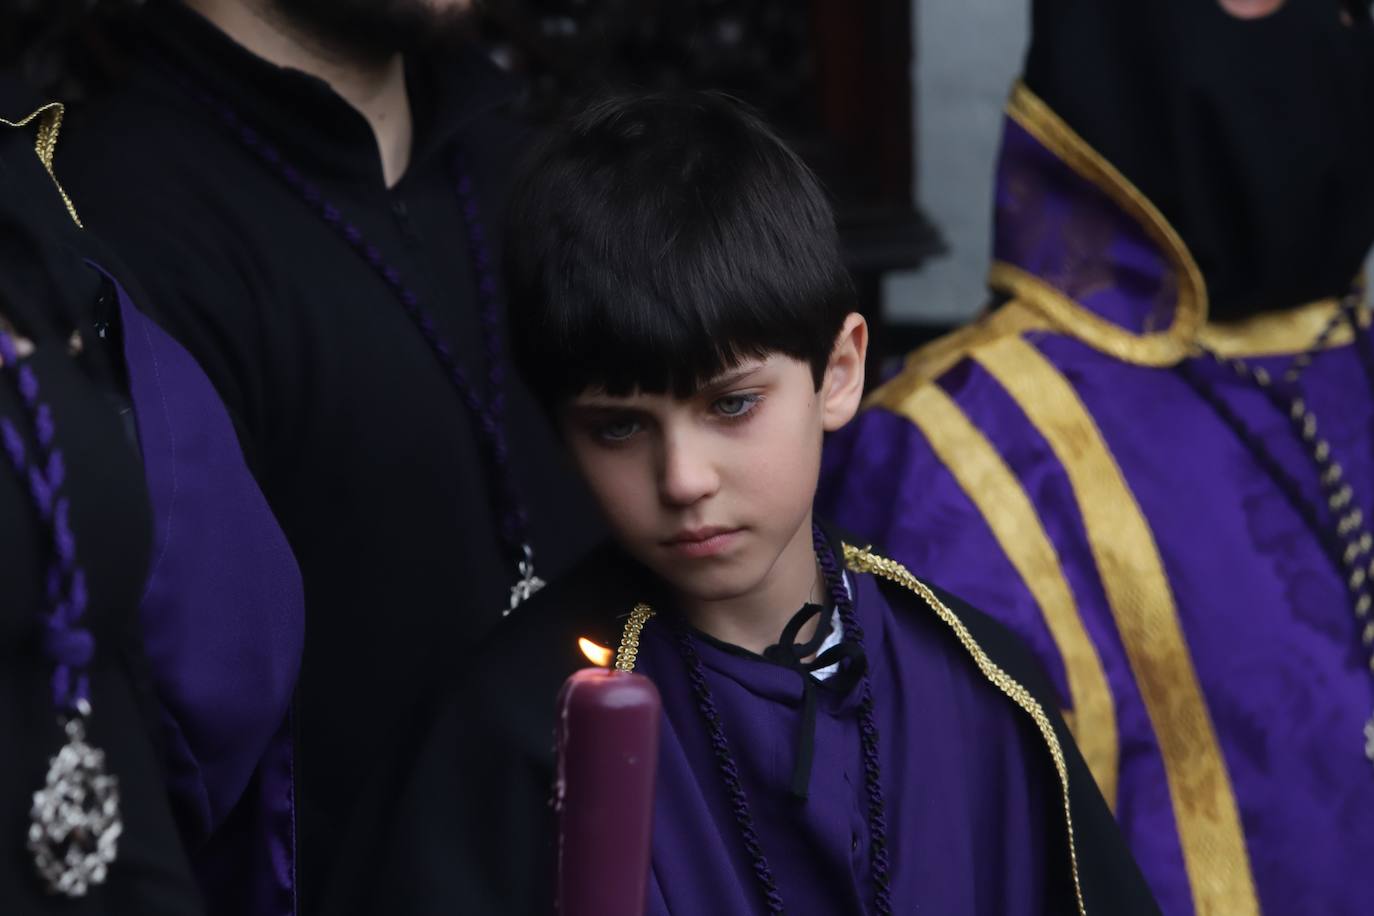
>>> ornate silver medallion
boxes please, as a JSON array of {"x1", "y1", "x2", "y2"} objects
[
  {"x1": 28, "y1": 707, "x2": 121, "y2": 897},
  {"x1": 505, "y1": 543, "x2": 546, "y2": 615}
]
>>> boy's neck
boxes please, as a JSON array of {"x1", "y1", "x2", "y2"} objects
[{"x1": 678, "y1": 517, "x2": 826, "y2": 655}]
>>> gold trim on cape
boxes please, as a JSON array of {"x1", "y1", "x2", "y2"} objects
[
  {"x1": 614, "y1": 604, "x2": 655, "y2": 672},
  {"x1": 842, "y1": 544, "x2": 1087, "y2": 916},
  {"x1": 621, "y1": 545, "x2": 1090, "y2": 915},
  {"x1": 871, "y1": 380, "x2": 1119, "y2": 809},
  {"x1": 972, "y1": 336, "x2": 1259, "y2": 916},
  {"x1": 2, "y1": 103, "x2": 82, "y2": 228}
]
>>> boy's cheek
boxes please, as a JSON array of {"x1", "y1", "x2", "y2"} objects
[{"x1": 572, "y1": 449, "x2": 652, "y2": 533}]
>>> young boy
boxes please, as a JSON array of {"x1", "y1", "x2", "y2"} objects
[{"x1": 350, "y1": 92, "x2": 1158, "y2": 916}]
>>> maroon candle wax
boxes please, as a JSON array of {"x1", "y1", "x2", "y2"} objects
[{"x1": 555, "y1": 664, "x2": 662, "y2": 916}]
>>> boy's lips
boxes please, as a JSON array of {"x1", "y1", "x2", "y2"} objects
[{"x1": 662, "y1": 526, "x2": 744, "y2": 559}]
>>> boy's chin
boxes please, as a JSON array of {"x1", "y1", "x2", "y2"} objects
[{"x1": 654, "y1": 562, "x2": 763, "y2": 606}]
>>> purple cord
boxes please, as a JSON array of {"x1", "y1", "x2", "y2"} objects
[
  {"x1": 1, "y1": 328, "x2": 92, "y2": 711},
  {"x1": 184, "y1": 78, "x2": 530, "y2": 564},
  {"x1": 676, "y1": 629, "x2": 786, "y2": 915},
  {"x1": 672, "y1": 523, "x2": 893, "y2": 915},
  {"x1": 814, "y1": 524, "x2": 892, "y2": 915}
]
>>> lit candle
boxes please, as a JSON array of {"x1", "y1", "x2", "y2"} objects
[{"x1": 555, "y1": 636, "x2": 662, "y2": 916}]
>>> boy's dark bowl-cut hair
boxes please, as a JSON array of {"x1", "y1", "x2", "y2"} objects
[{"x1": 505, "y1": 90, "x2": 856, "y2": 409}]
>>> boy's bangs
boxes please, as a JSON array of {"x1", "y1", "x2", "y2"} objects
[
  {"x1": 539, "y1": 218, "x2": 847, "y2": 401},
  {"x1": 505, "y1": 90, "x2": 856, "y2": 408},
  {"x1": 550, "y1": 280, "x2": 808, "y2": 402},
  {"x1": 558, "y1": 304, "x2": 769, "y2": 401}
]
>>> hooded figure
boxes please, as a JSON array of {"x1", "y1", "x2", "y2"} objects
[{"x1": 821, "y1": 3, "x2": 1374, "y2": 914}]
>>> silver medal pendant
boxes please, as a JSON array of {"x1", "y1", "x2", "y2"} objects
[
  {"x1": 28, "y1": 703, "x2": 121, "y2": 897},
  {"x1": 505, "y1": 543, "x2": 546, "y2": 615}
]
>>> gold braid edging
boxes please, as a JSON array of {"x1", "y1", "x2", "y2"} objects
[
  {"x1": 1, "y1": 103, "x2": 82, "y2": 228},
  {"x1": 843, "y1": 543, "x2": 1088, "y2": 916},
  {"x1": 614, "y1": 604, "x2": 656, "y2": 672}
]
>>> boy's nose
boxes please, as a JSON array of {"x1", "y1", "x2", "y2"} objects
[{"x1": 658, "y1": 431, "x2": 720, "y2": 507}]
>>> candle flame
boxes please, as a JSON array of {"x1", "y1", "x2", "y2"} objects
[{"x1": 578, "y1": 637, "x2": 613, "y2": 668}]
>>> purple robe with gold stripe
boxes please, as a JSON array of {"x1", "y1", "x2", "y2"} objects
[{"x1": 820, "y1": 82, "x2": 1374, "y2": 916}]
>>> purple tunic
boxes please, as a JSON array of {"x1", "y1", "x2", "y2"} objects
[
  {"x1": 819, "y1": 83, "x2": 1374, "y2": 916},
  {"x1": 634, "y1": 571, "x2": 1055, "y2": 915}
]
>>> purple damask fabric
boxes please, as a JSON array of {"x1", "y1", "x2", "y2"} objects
[
  {"x1": 995, "y1": 121, "x2": 1180, "y2": 336},
  {"x1": 818, "y1": 114, "x2": 1374, "y2": 916}
]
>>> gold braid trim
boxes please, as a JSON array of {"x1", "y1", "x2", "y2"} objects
[
  {"x1": 843, "y1": 543, "x2": 1087, "y2": 916},
  {"x1": 1, "y1": 102, "x2": 82, "y2": 228},
  {"x1": 615, "y1": 550, "x2": 1090, "y2": 912},
  {"x1": 614, "y1": 603, "x2": 656, "y2": 672}
]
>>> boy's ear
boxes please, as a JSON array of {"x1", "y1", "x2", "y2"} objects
[{"x1": 821, "y1": 312, "x2": 868, "y2": 432}]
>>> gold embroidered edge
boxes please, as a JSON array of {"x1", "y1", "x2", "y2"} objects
[
  {"x1": 998, "y1": 83, "x2": 1362, "y2": 366},
  {"x1": 1198, "y1": 296, "x2": 1368, "y2": 358},
  {"x1": 863, "y1": 299, "x2": 1049, "y2": 412},
  {"x1": 883, "y1": 382, "x2": 1120, "y2": 808},
  {"x1": 842, "y1": 543, "x2": 1088, "y2": 916},
  {"x1": 1002, "y1": 82, "x2": 1204, "y2": 357},
  {"x1": 973, "y1": 335, "x2": 1259, "y2": 916},
  {"x1": 989, "y1": 262, "x2": 1192, "y2": 367}
]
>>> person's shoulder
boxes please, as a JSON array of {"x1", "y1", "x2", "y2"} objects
[
  {"x1": 427, "y1": 46, "x2": 536, "y2": 194},
  {"x1": 843, "y1": 540, "x2": 1059, "y2": 701},
  {"x1": 57, "y1": 69, "x2": 247, "y2": 229},
  {"x1": 863, "y1": 299, "x2": 1053, "y2": 419}
]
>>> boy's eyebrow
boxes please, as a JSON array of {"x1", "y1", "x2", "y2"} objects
[
  {"x1": 570, "y1": 363, "x2": 771, "y2": 409},
  {"x1": 701, "y1": 363, "x2": 767, "y2": 391}
]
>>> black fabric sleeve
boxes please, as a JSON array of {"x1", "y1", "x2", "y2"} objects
[
  {"x1": 352, "y1": 689, "x2": 558, "y2": 916},
  {"x1": 321, "y1": 545, "x2": 635, "y2": 916}
]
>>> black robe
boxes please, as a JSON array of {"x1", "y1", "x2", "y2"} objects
[{"x1": 56, "y1": 2, "x2": 601, "y2": 906}]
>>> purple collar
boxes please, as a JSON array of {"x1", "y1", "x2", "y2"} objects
[{"x1": 988, "y1": 82, "x2": 1208, "y2": 366}]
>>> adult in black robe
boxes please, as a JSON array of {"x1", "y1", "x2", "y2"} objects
[{"x1": 56, "y1": 2, "x2": 600, "y2": 908}]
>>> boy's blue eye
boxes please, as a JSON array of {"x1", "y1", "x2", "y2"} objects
[
  {"x1": 596, "y1": 418, "x2": 641, "y2": 442},
  {"x1": 714, "y1": 393, "x2": 761, "y2": 419}
]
